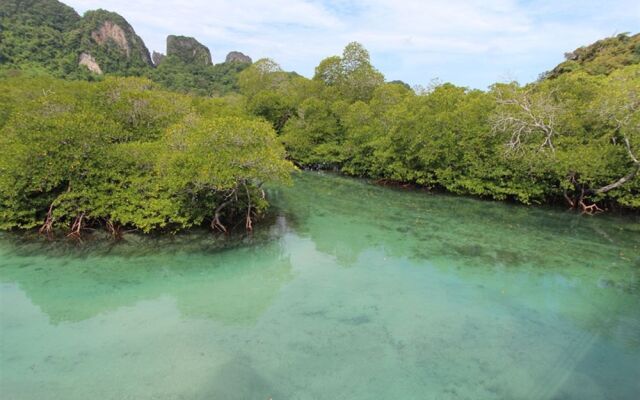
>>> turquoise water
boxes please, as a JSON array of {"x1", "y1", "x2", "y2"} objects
[{"x1": 1, "y1": 172, "x2": 639, "y2": 400}]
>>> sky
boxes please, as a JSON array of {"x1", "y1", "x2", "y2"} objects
[{"x1": 65, "y1": 0, "x2": 640, "y2": 89}]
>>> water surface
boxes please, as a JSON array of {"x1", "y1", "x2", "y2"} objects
[{"x1": 1, "y1": 172, "x2": 639, "y2": 399}]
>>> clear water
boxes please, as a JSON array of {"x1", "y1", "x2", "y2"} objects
[{"x1": 1, "y1": 172, "x2": 639, "y2": 400}]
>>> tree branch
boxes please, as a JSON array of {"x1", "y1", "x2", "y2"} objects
[{"x1": 589, "y1": 137, "x2": 640, "y2": 195}]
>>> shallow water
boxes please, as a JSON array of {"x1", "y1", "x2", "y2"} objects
[{"x1": 1, "y1": 172, "x2": 639, "y2": 400}]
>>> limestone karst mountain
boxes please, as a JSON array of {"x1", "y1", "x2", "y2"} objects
[
  {"x1": 166, "y1": 35, "x2": 212, "y2": 66},
  {"x1": 70, "y1": 9, "x2": 153, "y2": 74},
  {"x1": 226, "y1": 51, "x2": 252, "y2": 64}
]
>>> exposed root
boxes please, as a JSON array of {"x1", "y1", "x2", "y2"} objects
[
  {"x1": 245, "y1": 213, "x2": 253, "y2": 231},
  {"x1": 210, "y1": 183, "x2": 259, "y2": 233},
  {"x1": 243, "y1": 181, "x2": 253, "y2": 232},
  {"x1": 211, "y1": 210, "x2": 227, "y2": 233},
  {"x1": 211, "y1": 189, "x2": 237, "y2": 233},
  {"x1": 39, "y1": 203, "x2": 55, "y2": 239},
  {"x1": 564, "y1": 180, "x2": 604, "y2": 214},
  {"x1": 579, "y1": 200, "x2": 604, "y2": 214},
  {"x1": 67, "y1": 213, "x2": 85, "y2": 241},
  {"x1": 106, "y1": 220, "x2": 124, "y2": 240},
  {"x1": 562, "y1": 190, "x2": 576, "y2": 209}
]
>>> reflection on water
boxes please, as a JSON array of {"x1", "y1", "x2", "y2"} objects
[{"x1": 1, "y1": 171, "x2": 639, "y2": 399}]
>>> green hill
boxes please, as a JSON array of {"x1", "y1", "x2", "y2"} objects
[
  {"x1": 547, "y1": 33, "x2": 640, "y2": 78},
  {"x1": 0, "y1": 0, "x2": 80, "y2": 72}
]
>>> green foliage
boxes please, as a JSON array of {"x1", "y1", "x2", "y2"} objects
[
  {"x1": 313, "y1": 42, "x2": 384, "y2": 102},
  {"x1": 281, "y1": 97, "x2": 346, "y2": 166},
  {"x1": 239, "y1": 59, "x2": 319, "y2": 133},
  {"x1": 146, "y1": 56, "x2": 249, "y2": 96},
  {"x1": 160, "y1": 116, "x2": 291, "y2": 191},
  {"x1": 0, "y1": 75, "x2": 293, "y2": 234},
  {"x1": 487, "y1": 68, "x2": 639, "y2": 206},
  {"x1": 238, "y1": 58, "x2": 287, "y2": 97}
]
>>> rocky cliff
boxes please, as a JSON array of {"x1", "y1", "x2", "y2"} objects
[
  {"x1": 166, "y1": 35, "x2": 212, "y2": 66},
  {"x1": 226, "y1": 51, "x2": 252, "y2": 64},
  {"x1": 78, "y1": 52, "x2": 102, "y2": 74},
  {"x1": 152, "y1": 51, "x2": 166, "y2": 66},
  {"x1": 71, "y1": 9, "x2": 153, "y2": 74}
]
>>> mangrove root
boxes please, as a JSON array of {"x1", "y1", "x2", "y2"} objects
[
  {"x1": 39, "y1": 203, "x2": 55, "y2": 239},
  {"x1": 211, "y1": 212, "x2": 227, "y2": 233},
  {"x1": 106, "y1": 220, "x2": 124, "y2": 240},
  {"x1": 211, "y1": 188, "x2": 237, "y2": 233},
  {"x1": 245, "y1": 211, "x2": 253, "y2": 231},
  {"x1": 67, "y1": 213, "x2": 85, "y2": 240},
  {"x1": 579, "y1": 200, "x2": 604, "y2": 214},
  {"x1": 244, "y1": 181, "x2": 253, "y2": 232},
  {"x1": 563, "y1": 190, "x2": 576, "y2": 208}
]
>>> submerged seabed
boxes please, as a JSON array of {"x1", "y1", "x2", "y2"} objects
[{"x1": 1, "y1": 172, "x2": 639, "y2": 400}]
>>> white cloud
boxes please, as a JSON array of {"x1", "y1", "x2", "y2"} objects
[{"x1": 64, "y1": 0, "x2": 640, "y2": 88}]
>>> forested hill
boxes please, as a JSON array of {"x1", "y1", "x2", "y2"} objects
[
  {"x1": 0, "y1": 0, "x2": 253, "y2": 95},
  {"x1": 546, "y1": 33, "x2": 640, "y2": 79}
]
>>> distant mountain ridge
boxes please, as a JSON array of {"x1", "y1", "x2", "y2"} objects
[
  {"x1": 1, "y1": 0, "x2": 638, "y2": 90},
  {"x1": 0, "y1": 0, "x2": 253, "y2": 92}
]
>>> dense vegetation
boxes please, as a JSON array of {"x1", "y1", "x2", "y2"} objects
[
  {"x1": 231, "y1": 43, "x2": 638, "y2": 211},
  {"x1": 0, "y1": 75, "x2": 292, "y2": 236},
  {"x1": 147, "y1": 56, "x2": 250, "y2": 96},
  {"x1": 0, "y1": 1, "x2": 638, "y2": 238},
  {"x1": 0, "y1": 0, "x2": 80, "y2": 74}
]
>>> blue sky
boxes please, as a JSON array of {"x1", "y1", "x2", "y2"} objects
[{"x1": 65, "y1": 0, "x2": 640, "y2": 89}]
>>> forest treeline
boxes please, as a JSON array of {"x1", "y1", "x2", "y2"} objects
[
  {"x1": 267, "y1": 41, "x2": 640, "y2": 211},
  {"x1": 0, "y1": 0, "x2": 639, "y2": 237}
]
